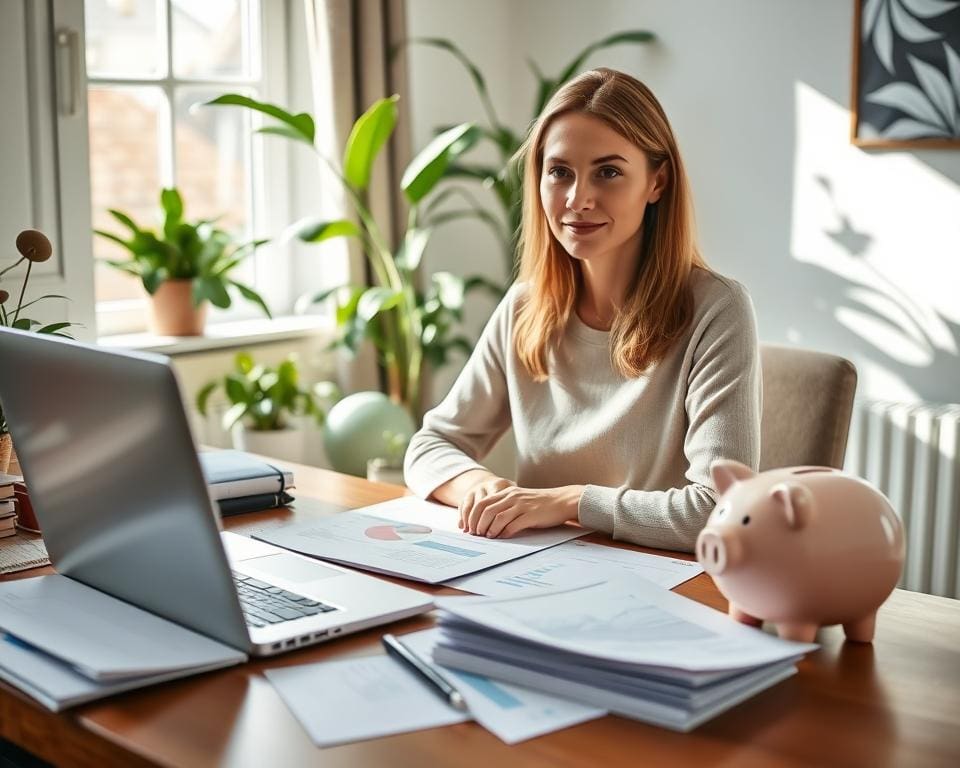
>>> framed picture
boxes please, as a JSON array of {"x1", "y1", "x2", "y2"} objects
[{"x1": 851, "y1": 0, "x2": 960, "y2": 148}]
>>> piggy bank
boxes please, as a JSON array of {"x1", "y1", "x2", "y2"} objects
[{"x1": 695, "y1": 460, "x2": 904, "y2": 643}]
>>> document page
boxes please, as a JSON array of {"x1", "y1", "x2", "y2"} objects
[
  {"x1": 435, "y1": 578, "x2": 818, "y2": 672},
  {"x1": 445, "y1": 539, "x2": 703, "y2": 596},
  {"x1": 264, "y1": 654, "x2": 470, "y2": 747},
  {"x1": 401, "y1": 628, "x2": 605, "y2": 744},
  {"x1": 255, "y1": 496, "x2": 589, "y2": 583},
  {"x1": 0, "y1": 575, "x2": 245, "y2": 680}
]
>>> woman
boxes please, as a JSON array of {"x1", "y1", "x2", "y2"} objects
[{"x1": 403, "y1": 68, "x2": 760, "y2": 552}]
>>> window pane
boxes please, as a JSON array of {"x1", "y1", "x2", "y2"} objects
[
  {"x1": 89, "y1": 86, "x2": 166, "y2": 303},
  {"x1": 174, "y1": 86, "x2": 254, "y2": 283},
  {"x1": 172, "y1": 0, "x2": 257, "y2": 79},
  {"x1": 85, "y1": 0, "x2": 165, "y2": 79}
]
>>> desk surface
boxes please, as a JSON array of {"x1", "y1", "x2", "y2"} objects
[{"x1": 1, "y1": 462, "x2": 959, "y2": 768}]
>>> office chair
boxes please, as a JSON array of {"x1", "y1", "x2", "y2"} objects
[{"x1": 759, "y1": 344, "x2": 858, "y2": 471}]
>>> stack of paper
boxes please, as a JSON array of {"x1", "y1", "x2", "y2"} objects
[
  {"x1": 432, "y1": 578, "x2": 818, "y2": 732},
  {"x1": 0, "y1": 575, "x2": 246, "y2": 711},
  {"x1": 0, "y1": 473, "x2": 18, "y2": 538}
]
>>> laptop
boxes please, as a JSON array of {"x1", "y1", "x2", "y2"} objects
[{"x1": 0, "y1": 327, "x2": 433, "y2": 656}]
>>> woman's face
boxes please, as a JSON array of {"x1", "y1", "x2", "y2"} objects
[{"x1": 539, "y1": 111, "x2": 666, "y2": 269}]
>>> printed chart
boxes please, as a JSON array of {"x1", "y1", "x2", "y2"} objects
[{"x1": 364, "y1": 523, "x2": 432, "y2": 542}]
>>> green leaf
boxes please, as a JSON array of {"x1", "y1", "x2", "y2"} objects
[
  {"x1": 230, "y1": 280, "x2": 272, "y2": 318},
  {"x1": 288, "y1": 218, "x2": 361, "y2": 244},
  {"x1": 194, "y1": 276, "x2": 232, "y2": 308},
  {"x1": 207, "y1": 94, "x2": 315, "y2": 145},
  {"x1": 142, "y1": 269, "x2": 166, "y2": 295},
  {"x1": 293, "y1": 284, "x2": 351, "y2": 314},
  {"x1": 401, "y1": 123, "x2": 478, "y2": 203},
  {"x1": 224, "y1": 373, "x2": 249, "y2": 405},
  {"x1": 394, "y1": 228, "x2": 432, "y2": 271},
  {"x1": 357, "y1": 287, "x2": 402, "y2": 322},
  {"x1": 221, "y1": 402, "x2": 249, "y2": 431},
  {"x1": 12, "y1": 319, "x2": 38, "y2": 330},
  {"x1": 107, "y1": 209, "x2": 143, "y2": 235},
  {"x1": 195, "y1": 381, "x2": 218, "y2": 415},
  {"x1": 235, "y1": 352, "x2": 255, "y2": 375},
  {"x1": 255, "y1": 125, "x2": 315, "y2": 145},
  {"x1": 343, "y1": 96, "x2": 399, "y2": 190},
  {"x1": 160, "y1": 188, "x2": 184, "y2": 226},
  {"x1": 404, "y1": 38, "x2": 491, "y2": 118},
  {"x1": 37, "y1": 322, "x2": 74, "y2": 335},
  {"x1": 432, "y1": 272, "x2": 465, "y2": 310},
  {"x1": 336, "y1": 286, "x2": 366, "y2": 326}
]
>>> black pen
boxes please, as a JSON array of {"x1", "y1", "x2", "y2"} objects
[{"x1": 381, "y1": 633, "x2": 468, "y2": 712}]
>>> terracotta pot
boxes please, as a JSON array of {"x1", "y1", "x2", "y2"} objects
[
  {"x1": 148, "y1": 279, "x2": 208, "y2": 336},
  {"x1": 0, "y1": 433, "x2": 11, "y2": 474}
]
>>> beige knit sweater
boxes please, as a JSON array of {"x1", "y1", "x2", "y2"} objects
[{"x1": 403, "y1": 267, "x2": 761, "y2": 552}]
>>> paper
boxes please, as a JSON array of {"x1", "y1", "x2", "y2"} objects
[
  {"x1": 445, "y1": 539, "x2": 703, "y2": 596},
  {"x1": 264, "y1": 654, "x2": 470, "y2": 747},
  {"x1": 255, "y1": 496, "x2": 590, "y2": 584},
  {"x1": 435, "y1": 578, "x2": 818, "y2": 673},
  {"x1": 0, "y1": 575, "x2": 246, "y2": 680},
  {"x1": 0, "y1": 632, "x2": 243, "y2": 712},
  {"x1": 401, "y1": 628, "x2": 605, "y2": 744}
]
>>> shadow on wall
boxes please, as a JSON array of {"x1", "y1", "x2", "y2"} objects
[{"x1": 767, "y1": 198, "x2": 960, "y2": 404}]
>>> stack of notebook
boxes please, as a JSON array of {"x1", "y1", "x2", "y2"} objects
[
  {"x1": 432, "y1": 578, "x2": 818, "y2": 732},
  {"x1": 0, "y1": 473, "x2": 18, "y2": 538},
  {"x1": 198, "y1": 450, "x2": 295, "y2": 516}
]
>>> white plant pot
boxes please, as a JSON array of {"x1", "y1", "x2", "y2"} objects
[
  {"x1": 231, "y1": 425, "x2": 305, "y2": 463},
  {"x1": 366, "y1": 458, "x2": 405, "y2": 486}
]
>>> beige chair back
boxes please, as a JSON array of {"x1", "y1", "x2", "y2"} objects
[{"x1": 760, "y1": 344, "x2": 857, "y2": 471}]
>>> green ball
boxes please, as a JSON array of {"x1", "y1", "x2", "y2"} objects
[{"x1": 322, "y1": 391, "x2": 416, "y2": 477}]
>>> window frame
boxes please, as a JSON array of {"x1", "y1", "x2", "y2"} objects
[{"x1": 89, "y1": 0, "x2": 294, "y2": 337}]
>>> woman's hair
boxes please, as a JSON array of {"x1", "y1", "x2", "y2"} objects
[{"x1": 513, "y1": 67, "x2": 707, "y2": 380}]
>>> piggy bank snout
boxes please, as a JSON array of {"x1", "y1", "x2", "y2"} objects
[{"x1": 696, "y1": 529, "x2": 741, "y2": 575}]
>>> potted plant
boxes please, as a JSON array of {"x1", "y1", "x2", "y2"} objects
[
  {"x1": 95, "y1": 188, "x2": 271, "y2": 336},
  {"x1": 196, "y1": 352, "x2": 339, "y2": 464},
  {"x1": 403, "y1": 30, "x2": 656, "y2": 288},
  {"x1": 0, "y1": 229, "x2": 80, "y2": 472},
  {"x1": 208, "y1": 94, "x2": 500, "y2": 420}
]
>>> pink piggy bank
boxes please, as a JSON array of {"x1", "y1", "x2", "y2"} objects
[{"x1": 695, "y1": 460, "x2": 904, "y2": 643}]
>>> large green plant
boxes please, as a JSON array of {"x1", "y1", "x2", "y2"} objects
[
  {"x1": 0, "y1": 230, "x2": 80, "y2": 435},
  {"x1": 404, "y1": 30, "x2": 656, "y2": 287},
  {"x1": 95, "y1": 188, "x2": 272, "y2": 317},
  {"x1": 196, "y1": 352, "x2": 338, "y2": 432},
  {"x1": 209, "y1": 93, "x2": 499, "y2": 417}
]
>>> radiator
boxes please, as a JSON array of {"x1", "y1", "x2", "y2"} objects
[{"x1": 844, "y1": 400, "x2": 960, "y2": 598}]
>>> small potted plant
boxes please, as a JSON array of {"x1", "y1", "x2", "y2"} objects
[
  {"x1": 196, "y1": 352, "x2": 339, "y2": 463},
  {"x1": 0, "y1": 229, "x2": 80, "y2": 472},
  {"x1": 95, "y1": 188, "x2": 271, "y2": 336}
]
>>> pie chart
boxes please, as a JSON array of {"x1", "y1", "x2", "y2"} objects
[{"x1": 364, "y1": 523, "x2": 433, "y2": 541}]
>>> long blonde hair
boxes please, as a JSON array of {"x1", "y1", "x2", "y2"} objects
[{"x1": 514, "y1": 67, "x2": 707, "y2": 380}]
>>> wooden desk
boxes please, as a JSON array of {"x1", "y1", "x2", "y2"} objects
[{"x1": 2, "y1": 464, "x2": 959, "y2": 768}]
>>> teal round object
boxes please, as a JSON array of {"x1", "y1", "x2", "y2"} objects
[{"x1": 322, "y1": 391, "x2": 416, "y2": 477}]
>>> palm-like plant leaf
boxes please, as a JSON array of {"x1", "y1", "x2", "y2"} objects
[{"x1": 343, "y1": 96, "x2": 399, "y2": 190}]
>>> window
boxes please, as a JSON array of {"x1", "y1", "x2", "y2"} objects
[{"x1": 85, "y1": 0, "x2": 290, "y2": 335}]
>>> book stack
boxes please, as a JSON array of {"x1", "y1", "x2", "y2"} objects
[
  {"x1": 198, "y1": 450, "x2": 295, "y2": 516},
  {"x1": 0, "y1": 473, "x2": 18, "y2": 538},
  {"x1": 432, "y1": 578, "x2": 819, "y2": 732}
]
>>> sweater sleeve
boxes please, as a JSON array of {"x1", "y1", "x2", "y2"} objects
[
  {"x1": 403, "y1": 287, "x2": 516, "y2": 499},
  {"x1": 577, "y1": 284, "x2": 762, "y2": 552}
]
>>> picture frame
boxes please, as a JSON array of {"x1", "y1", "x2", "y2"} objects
[{"x1": 851, "y1": 0, "x2": 960, "y2": 149}]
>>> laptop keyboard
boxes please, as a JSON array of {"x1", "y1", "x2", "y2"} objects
[{"x1": 233, "y1": 572, "x2": 338, "y2": 628}]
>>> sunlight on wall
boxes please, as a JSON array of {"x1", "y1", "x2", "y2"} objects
[{"x1": 791, "y1": 81, "x2": 960, "y2": 402}]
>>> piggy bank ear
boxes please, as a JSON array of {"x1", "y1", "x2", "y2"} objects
[
  {"x1": 770, "y1": 483, "x2": 814, "y2": 529},
  {"x1": 711, "y1": 459, "x2": 757, "y2": 495}
]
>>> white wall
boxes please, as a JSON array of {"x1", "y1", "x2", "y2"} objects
[{"x1": 406, "y1": 0, "x2": 960, "y2": 410}]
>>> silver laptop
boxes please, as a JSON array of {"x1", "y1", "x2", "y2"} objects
[{"x1": 0, "y1": 327, "x2": 432, "y2": 656}]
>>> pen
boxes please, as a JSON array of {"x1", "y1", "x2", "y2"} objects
[{"x1": 381, "y1": 633, "x2": 468, "y2": 712}]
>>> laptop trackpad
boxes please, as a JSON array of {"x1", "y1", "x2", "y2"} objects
[{"x1": 245, "y1": 553, "x2": 343, "y2": 583}]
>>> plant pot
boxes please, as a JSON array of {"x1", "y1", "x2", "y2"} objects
[
  {"x1": 366, "y1": 457, "x2": 405, "y2": 486},
  {"x1": 231, "y1": 424, "x2": 305, "y2": 463},
  {"x1": 148, "y1": 279, "x2": 207, "y2": 336},
  {"x1": 0, "y1": 433, "x2": 11, "y2": 474}
]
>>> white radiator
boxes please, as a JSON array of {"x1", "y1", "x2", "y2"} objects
[{"x1": 844, "y1": 400, "x2": 960, "y2": 598}]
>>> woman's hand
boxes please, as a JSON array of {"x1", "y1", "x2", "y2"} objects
[
  {"x1": 457, "y1": 475, "x2": 516, "y2": 530},
  {"x1": 461, "y1": 485, "x2": 585, "y2": 538}
]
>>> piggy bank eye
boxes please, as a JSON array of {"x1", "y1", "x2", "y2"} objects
[{"x1": 741, "y1": 515, "x2": 751, "y2": 526}]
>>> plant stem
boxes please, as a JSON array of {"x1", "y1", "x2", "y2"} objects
[
  {"x1": 11, "y1": 260, "x2": 33, "y2": 326},
  {"x1": 0, "y1": 257, "x2": 26, "y2": 279}
]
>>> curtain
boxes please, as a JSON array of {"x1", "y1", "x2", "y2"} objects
[{"x1": 302, "y1": 0, "x2": 412, "y2": 395}]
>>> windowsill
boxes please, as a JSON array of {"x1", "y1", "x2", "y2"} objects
[{"x1": 98, "y1": 314, "x2": 334, "y2": 355}]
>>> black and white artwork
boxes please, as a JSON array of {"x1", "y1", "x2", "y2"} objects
[{"x1": 853, "y1": 0, "x2": 960, "y2": 147}]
